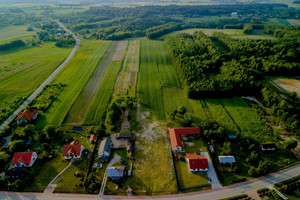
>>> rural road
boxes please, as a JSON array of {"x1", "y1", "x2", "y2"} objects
[
  {"x1": 0, "y1": 21, "x2": 80, "y2": 134},
  {"x1": 0, "y1": 163, "x2": 299, "y2": 200},
  {"x1": 99, "y1": 154, "x2": 121, "y2": 196}
]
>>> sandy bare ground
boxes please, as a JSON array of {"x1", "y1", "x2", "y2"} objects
[
  {"x1": 273, "y1": 79, "x2": 300, "y2": 98},
  {"x1": 64, "y1": 41, "x2": 121, "y2": 124},
  {"x1": 287, "y1": 19, "x2": 300, "y2": 25},
  {"x1": 114, "y1": 39, "x2": 139, "y2": 94}
]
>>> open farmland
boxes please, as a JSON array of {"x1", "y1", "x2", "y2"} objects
[
  {"x1": 64, "y1": 41, "x2": 122, "y2": 125},
  {"x1": 38, "y1": 40, "x2": 110, "y2": 127},
  {"x1": 0, "y1": 25, "x2": 37, "y2": 42},
  {"x1": 115, "y1": 39, "x2": 140, "y2": 95},
  {"x1": 272, "y1": 79, "x2": 300, "y2": 98},
  {"x1": 0, "y1": 42, "x2": 71, "y2": 123},
  {"x1": 138, "y1": 39, "x2": 181, "y2": 119}
]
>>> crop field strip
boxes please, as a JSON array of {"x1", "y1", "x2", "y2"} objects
[
  {"x1": 114, "y1": 39, "x2": 140, "y2": 95},
  {"x1": 82, "y1": 41, "x2": 128, "y2": 125},
  {"x1": 138, "y1": 39, "x2": 181, "y2": 119},
  {"x1": 40, "y1": 40, "x2": 110, "y2": 126},
  {"x1": 0, "y1": 25, "x2": 37, "y2": 41},
  {"x1": 64, "y1": 41, "x2": 121, "y2": 124}
]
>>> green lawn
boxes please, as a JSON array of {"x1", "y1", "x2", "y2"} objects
[
  {"x1": 175, "y1": 160, "x2": 210, "y2": 189},
  {"x1": 39, "y1": 40, "x2": 110, "y2": 126},
  {"x1": 83, "y1": 60, "x2": 123, "y2": 125},
  {"x1": 29, "y1": 147, "x2": 69, "y2": 189},
  {"x1": 184, "y1": 138, "x2": 208, "y2": 153}
]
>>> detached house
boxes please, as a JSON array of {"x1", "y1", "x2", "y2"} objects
[
  {"x1": 186, "y1": 153, "x2": 209, "y2": 173},
  {"x1": 62, "y1": 141, "x2": 84, "y2": 159},
  {"x1": 16, "y1": 109, "x2": 39, "y2": 125},
  {"x1": 12, "y1": 152, "x2": 37, "y2": 167},
  {"x1": 98, "y1": 138, "x2": 112, "y2": 162},
  {"x1": 169, "y1": 128, "x2": 200, "y2": 152},
  {"x1": 107, "y1": 165, "x2": 126, "y2": 182}
]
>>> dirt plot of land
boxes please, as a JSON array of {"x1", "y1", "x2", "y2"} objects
[
  {"x1": 115, "y1": 39, "x2": 140, "y2": 94},
  {"x1": 64, "y1": 41, "x2": 128, "y2": 124},
  {"x1": 287, "y1": 19, "x2": 300, "y2": 25},
  {"x1": 273, "y1": 79, "x2": 300, "y2": 97}
]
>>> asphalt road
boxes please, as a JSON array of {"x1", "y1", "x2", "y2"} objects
[
  {"x1": 0, "y1": 163, "x2": 299, "y2": 200},
  {"x1": 0, "y1": 22, "x2": 80, "y2": 133}
]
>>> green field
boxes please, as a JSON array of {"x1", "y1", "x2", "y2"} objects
[
  {"x1": 0, "y1": 25, "x2": 37, "y2": 42},
  {"x1": 138, "y1": 39, "x2": 181, "y2": 118},
  {"x1": 267, "y1": 18, "x2": 291, "y2": 25},
  {"x1": 83, "y1": 60, "x2": 123, "y2": 125},
  {"x1": 38, "y1": 40, "x2": 110, "y2": 127},
  {"x1": 0, "y1": 42, "x2": 71, "y2": 123}
]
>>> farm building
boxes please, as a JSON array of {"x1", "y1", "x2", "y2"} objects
[
  {"x1": 12, "y1": 152, "x2": 37, "y2": 167},
  {"x1": 169, "y1": 128, "x2": 200, "y2": 152},
  {"x1": 16, "y1": 109, "x2": 39, "y2": 125},
  {"x1": 90, "y1": 134, "x2": 97, "y2": 143},
  {"x1": 107, "y1": 165, "x2": 126, "y2": 182},
  {"x1": 218, "y1": 156, "x2": 236, "y2": 165},
  {"x1": 116, "y1": 132, "x2": 133, "y2": 140},
  {"x1": 98, "y1": 138, "x2": 112, "y2": 162},
  {"x1": 261, "y1": 143, "x2": 276, "y2": 151},
  {"x1": 62, "y1": 140, "x2": 84, "y2": 159},
  {"x1": 186, "y1": 153, "x2": 209, "y2": 173}
]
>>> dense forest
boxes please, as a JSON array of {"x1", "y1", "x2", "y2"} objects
[
  {"x1": 54, "y1": 4, "x2": 299, "y2": 40},
  {"x1": 165, "y1": 26, "x2": 300, "y2": 98}
]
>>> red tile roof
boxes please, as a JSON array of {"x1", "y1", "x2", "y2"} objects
[
  {"x1": 186, "y1": 153, "x2": 208, "y2": 169},
  {"x1": 169, "y1": 128, "x2": 200, "y2": 149},
  {"x1": 12, "y1": 152, "x2": 34, "y2": 165},
  {"x1": 90, "y1": 134, "x2": 97, "y2": 141},
  {"x1": 62, "y1": 141, "x2": 82, "y2": 156},
  {"x1": 16, "y1": 109, "x2": 38, "y2": 121}
]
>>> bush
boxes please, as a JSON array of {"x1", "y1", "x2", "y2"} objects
[{"x1": 177, "y1": 105, "x2": 187, "y2": 115}]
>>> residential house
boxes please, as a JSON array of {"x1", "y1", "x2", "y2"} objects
[
  {"x1": 62, "y1": 140, "x2": 84, "y2": 159},
  {"x1": 98, "y1": 138, "x2": 112, "y2": 162},
  {"x1": 261, "y1": 143, "x2": 276, "y2": 151},
  {"x1": 169, "y1": 128, "x2": 200, "y2": 152},
  {"x1": 16, "y1": 109, "x2": 39, "y2": 125},
  {"x1": 12, "y1": 152, "x2": 37, "y2": 167},
  {"x1": 186, "y1": 153, "x2": 209, "y2": 173},
  {"x1": 90, "y1": 134, "x2": 97, "y2": 143},
  {"x1": 107, "y1": 165, "x2": 126, "y2": 182},
  {"x1": 218, "y1": 156, "x2": 236, "y2": 165}
]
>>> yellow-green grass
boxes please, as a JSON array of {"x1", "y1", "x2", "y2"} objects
[
  {"x1": 184, "y1": 138, "x2": 208, "y2": 153},
  {"x1": 40, "y1": 40, "x2": 111, "y2": 126},
  {"x1": 175, "y1": 160, "x2": 210, "y2": 188},
  {"x1": 29, "y1": 147, "x2": 69, "y2": 189},
  {"x1": 164, "y1": 28, "x2": 244, "y2": 37},
  {"x1": 138, "y1": 39, "x2": 181, "y2": 119},
  {"x1": 83, "y1": 60, "x2": 123, "y2": 125},
  {"x1": 131, "y1": 138, "x2": 177, "y2": 195},
  {"x1": 0, "y1": 25, "x2": 37, "y2": 41},
  {"x1": 267, "y1": 18, "x2": 291, "y2": 25}
]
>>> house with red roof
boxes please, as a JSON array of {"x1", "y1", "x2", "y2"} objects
[
  {"x1": 186, "y1": 153, "x2": 209, "y2": 173},
  {"x1": 16, "y1": 109, "x2": 39, "y2": 125},
  {"x1": 62, "y1": 140, "x2": 84, "y2": 159},
  {"x1": 169, "y1": 128, "x2": 200, "y2": 152},
  {"x1": 90, "y1": 134, "x2": 97, "y2": 143},
  {"x1": 12, "y1": 152, "x2": 37, "y2": 167}
]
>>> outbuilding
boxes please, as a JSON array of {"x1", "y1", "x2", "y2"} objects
[{"x1": 218, "y1": 156, "x2": 236, "y2": 165}]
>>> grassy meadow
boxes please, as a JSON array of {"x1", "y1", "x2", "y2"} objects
[
  {"x1": 0, "y1": 25, "x2": 37, "y2": 43},
  {"x1": 38, "y1": 40, "x2": 111, "y2": 127},
  {"x1": 0, "y1": 42, "x2": 71, "y2": 123}
]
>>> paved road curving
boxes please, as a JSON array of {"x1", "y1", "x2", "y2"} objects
[
  {"x1": 0, "y1": 163, "x2": 299, "y2": 200},
  {"x1": 0, "y1": 22, "x2": 80, "y2": 133}
]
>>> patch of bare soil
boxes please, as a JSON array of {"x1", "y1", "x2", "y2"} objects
[
  {"x1": 287, "y1": 19, "x2": 300, "y2": 25},
  {"x1": 273, "y1": 79, "x2": 300, "y2": 97},
  {"x1": 112, "y1": 40, "x2": 128, "y2": 61}
]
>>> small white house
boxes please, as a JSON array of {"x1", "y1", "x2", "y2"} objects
[
  {"x1": 62, "y1": 141, "x2": 84, "y2": 159},
  {"x1": 98, "y1": 138, "x2": 112, "y2": 162},
  {"x1": 12, "y1": 152, "x2": 37, "y2": 167}
]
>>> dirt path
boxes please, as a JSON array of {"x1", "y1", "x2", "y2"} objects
[
  {"x1": 0, "y1": 21, "x2": 80, "y2": 133},
  {"x1": 241, "y1": 96, "x2": 267, "y2": 110},
  {"x1": 64, "y1": 41, "x2": 128, "y2": 124}
]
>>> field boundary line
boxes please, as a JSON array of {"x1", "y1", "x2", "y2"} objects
[{"x1": 219, "y1": 100, "x2": 242, "y2": 132}]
